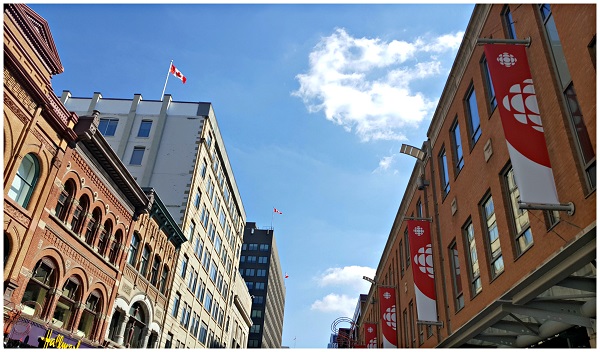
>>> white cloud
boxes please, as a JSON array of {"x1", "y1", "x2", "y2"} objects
[
  {"x1": 293, "y1": 28, "x2": 464, "y2": 142},
  {"x1": 310, "y1": 293, "x2": 357, "y2": 317},
  {"x1": 316, "y1": 265, "x2": 376, "y2": 290}
]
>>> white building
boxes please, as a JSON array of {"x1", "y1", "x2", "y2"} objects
[{"x1": 60, "y1": 91, "x2": 252, "y2": 348}]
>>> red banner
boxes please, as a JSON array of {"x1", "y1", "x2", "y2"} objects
[
  {"x1": 407, "y1": 220, "x2": 438, "y2": 322},
  {"x1": 378, "y1": 287, "x2": 398, "y2": 348},
  {"x1": 364, "y1": 323, "x2": 377, "y2": 348},
  {"x1": 484, "y1": 44, "x2": 559, "y2": 205}
]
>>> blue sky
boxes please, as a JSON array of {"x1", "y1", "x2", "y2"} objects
[{"x1": 30, "y1": 3, "x2": 474, "y2": 348}]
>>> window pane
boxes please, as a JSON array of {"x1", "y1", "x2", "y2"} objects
[
  {"x1": 467, "y1": 88, "x2": 481, "y2": 143},
  {"x1": 98, "y1": 118, "x2": 118, "y2": 136},
  {"x1": 130, "y1": 147, "x2": 145, "y2": 165},
  {"x1": 138, "y1": 120, "x2": 152, "y2": 137}
]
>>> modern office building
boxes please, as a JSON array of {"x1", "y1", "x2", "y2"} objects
[
  {"x1": 357, "y1": 3, "x2": 595, "y2": 349},
  {"x1": 239, "y1": 222, "x2": 286, "y2": 348},
  {"x1": 60, "y1": 92, "x2": 253, "y2": 347}
]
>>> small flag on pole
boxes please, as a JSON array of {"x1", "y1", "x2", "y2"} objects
[
  {"x1": 285, "y1": 273, "x2": 289, "y2": 279},
  {"x1": 170, "y1": 63, "x2": 187, "y2": 84},
  {"x1": 274, "y1": 208, "x2": 283, "y2": 214}
]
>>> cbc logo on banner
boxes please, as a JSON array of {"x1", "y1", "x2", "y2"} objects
[
  {"x1": 368, "y1": 338, "x2": 377, "y2": 348},
  {"x1": 413, "y1": 226, "x2": 425, "y2": 237},
  {"x1": 414, "y1": 244, "x2": 434, "y2": 279},
  {"x1": 383, "y1": 306, "x2": 397, "y2": 330},
  {"x1": 496, "y1": 52, "x2": 544, "y2": 134}
]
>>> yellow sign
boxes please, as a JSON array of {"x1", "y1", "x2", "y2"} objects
[{"x1": 41, "y1": 329, "x2": 81, "y2": 349}]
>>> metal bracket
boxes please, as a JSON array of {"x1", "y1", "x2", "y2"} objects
[
  {"x1": 403, "y1": 216, "x2": 433, "y2": 222},
  {"x1": 417, "y1": 320, "x2": 443, "y2": 327},
  {"x1": 477, "y1": 37, "x2": 531, "y2": 47},
  {"x1": 518, "y1": 202, "x2": 575, "y2": 216}
]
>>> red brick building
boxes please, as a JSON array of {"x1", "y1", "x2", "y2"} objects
[
  {"x1": 3, "y1": 5, "x2": 187, "y2": 348},
  {"x1": 357, "y1": 4, "x2": 595, "y2": 348}
]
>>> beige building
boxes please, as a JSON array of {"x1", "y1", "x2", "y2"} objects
[{"x1": 60, "y1": 92, "x2": 253, "y2": 348}]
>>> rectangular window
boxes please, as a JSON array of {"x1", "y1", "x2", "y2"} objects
[
  {"x1": 439, "y1": 147, "x2": 451, "y2": 197},
  {"x1": 409, "y1": 301, "x2": 415, "y2": 347},
  {"x1": 189, "y1": 221, "x2": 196, "y2": 238},
  {"x1": 172, "y1": 292, "x2": 181, "y2": 318},
  {"x1": 451, "y1": 119, "x2": 465, "y2": 173},
  {"x1": 258, "y1": 256, "x2": 268, "y2": 264},
  {"x1": 502, "y1": 5, "x2": 517, "y2": 39},
  {"x1": 181, "y1": 255, "x2": 188, "y2": 279},
  {"x1": 465, "y1": 85, "x2": 482, "y2": 145},
  {"x1": 482, "y1": 57, "x2": 497, "y2": 111},
  {"x1": 416, "y1": 199, "x2": 423, "y2": 218},
  {"x1": 403, "y1": 309, "x2": 409, "y2": 348},
  {"x1": 404, "y1": 229, "x2": 410, "y2": 268},
  {"x1": 194, "y1": 189, "x2": 201, "y2": 208},
  {"x1": 255, "y1": 282, "x2": 265, "y2": 290},
  {"x1": 464, "y1": 220, "x2": 482, "y2": 295},
  {"x1": 257, "y1": 269, "x2": 266, "y2": 277},
  {"x1": 130, "y1": 147, "x2": 145, "y2": 165},
  {"x1": 202, "y1": 252, "x2": 211, "y2": 271},
  {"x1": 259, "y1": 244, "x2": 269, "y2": 252},
  {"x1": 196, "y1": 280, "x2": 206, "y2": 302},
  {"x1": 545, "y1": 210, "x2": 560, "y2": 230},
  {"x1": 245, "y1": 268, "x2": 255, "y2": 277},
  {"x1": 247, "y1": 256, "x2": 257, "y2": 263},
  {"x1": 209, "y1": 260, "x2": 218, "y2": 282},
  {"x1": 137, "y1": 120, "x2": 152, "y2": 137},
  {"x1": 564, "y1": 84, "x2": 596, "y2": 189},
  {"x1": 504, "y1": 167, "x2": 533, "y2": 255},
  {"x1": 449, "y1": 241, "x2": 464, "y2": 311},
  {"x1": 199, "y1": 321, "x2": 208, "y2": 344},
  {"x1": 482, "y1": 195, "x2": 504, "y2": 278},
  {"x1": 203, "y1": 291, "x2": 213, "y2": 312},
  {"x1": 98, "y1": 118, "x2": 118, "y2": 136},
  {"x1": 400, "y1": 241, "x2": 405, "y2": 276}
]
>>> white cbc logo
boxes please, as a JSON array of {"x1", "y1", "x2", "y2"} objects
[
  {"x1": 413, "y1": 226, "x2": 425, "y2": 237},
  {"x1": 497, "y1": 52, "x2": 517, "y2": 67}
]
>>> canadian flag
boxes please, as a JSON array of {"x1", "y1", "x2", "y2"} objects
[
  {"x1": 285, "y1": 273, "x2": 289, "y2": 279},
  {"x1": 170, "y1": 63, "x2": 187, "y2": 84},
  {"x1": 274, "y1": 208, "x2": 282, "y2": 214}
]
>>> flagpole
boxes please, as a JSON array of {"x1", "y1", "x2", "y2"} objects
[
  {"x1": 161, "y1": 60, "x2": 173, "y2": 101},
  {"x1": 271, "y1": 207, "x2": 274, "y2": 230}
]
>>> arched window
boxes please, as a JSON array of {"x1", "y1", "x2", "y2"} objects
[
  {"x1": 109, "y1": 230, "x2": 123, "y2": 265},
  {"x1": 71, "y1": 195, "x2": 89, "y2": 234},
  {"x1": 97, "y1": 220, "x2": 112, "y2": 256},
  {"x1": 21, "y1": 258, "x2": 57, "y2": 318},
  {"x1": 52, "y1": 276, "x2": 82, "y2": 329},
  {"x1": 139, "y1": 245, "x2": 151, "y2": 276},
  {"x1": 127, "y1": 233, "x2": 141, "y2": 266},
  {"x1": 126, "y1": 303, "x2": 147, "y2": 348},
  {"x1": 8, "y1": 153, "x2": 40, "y2": 208},
  {"x1": 85, "y1": 208, "x2": 102, "y2": 246},
  {"x1": 159, "y1": 265, "x2": 169, "y2": 294},
  {"x1": 150, "y1": 255, "x2": 161, "y2": 286},
  {"x1": 77, "y1": 290, "x2": 103, "y2": 339},
  {"x1": 55, "y1": 179, "x2": 75, "y2": 221}
]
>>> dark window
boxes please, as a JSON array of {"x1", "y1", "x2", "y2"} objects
[
  {"x1": 404, "y1": 229, "x2": 410, "y2": 268},
  {"x1": 450, "y1": 119, "x2": 464, "y2": 173},
  {"x1": 98, "y1": 118, "x2": 118, "y2": 136},
  {"x1": 465, "y1": 85, "x2": 482, "y2": 145},
  {"x1": 71, "y1": 196, "x2": 88, "y2": 234},
  {"x1": 137, "y1": 120, "x2": 152, "y2": 137},
  {"x1": 150, "y1": 255, "x2": 161, "y2": 286},
  {"x1": 181, "y1": 255, "x2": 189, "y2": 279},
  {"x1": 130, "y1": 147, "x2": 145, "y2": 165},
  {"x1": 139, "y1": 245, "x2": 151, "y2": 276},
  {"x1": 127, "y1": 233, "x2": 141, "y2": 266},
  {"x1": 160, "y1": 265, "x2": 169, "y2": 294},
  {"x1": 481, "y1": 57, "x2": 497, "y2": 111},
  {"x1": 449, "y1": 241, "x2": 464, "y2": 311},
  {"x1": 502, "y1": 5, "x2": 517, "y2": 39},
  {"x1": 172, "y1": 292, "x2": 181, "y2": 317},
  {"x1": 439, "y1": 147, "x2": 451, "y2": 197},
  {"x1": 21, "y1": 259, "x2": 56, "y2": 318},
  {"x1": 85, "y1": 209, "x2": 101, "y2": 246},
  {"x1": 55, "y1": 180, "x2": 75, "y2": 221}
]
